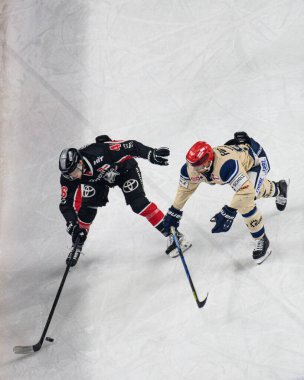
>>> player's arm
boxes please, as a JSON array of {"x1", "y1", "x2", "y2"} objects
[
  {"x1": 59, "y1": 176, "x2": 79, "y2": 224},
  {"x1": 111, "y1": 140, "x2": 170, "y2": 166},
  {"x1": 172, "y1": 164, "x2": 200, "y2": 210},
  {"x1": 210, "y1": 159, "x2": 255, "y2": 233},
  {"x1": 59, "y1": 176, "x2": 88, "y2": 245},
  {"x1": 163, "y1": 164, "x2": 200, "y2": 233}
]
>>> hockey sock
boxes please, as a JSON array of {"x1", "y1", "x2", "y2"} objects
[
  {"x1": 139, "y1": 202, "x2": 165, "y2": 232},
  {"x1": 241, "y1": 206, "x2": 265, "y2": 239},
  {"x1": 259, "y1": 179, "x2": 278, "y2": 198}
]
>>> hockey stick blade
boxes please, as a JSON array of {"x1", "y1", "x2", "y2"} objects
[
  {"x1": 197, "y1": 292, "x2": 209, "y2": 308},
  {"x1": 13, "y1": 342, "x2": 42, "y2": 354}
]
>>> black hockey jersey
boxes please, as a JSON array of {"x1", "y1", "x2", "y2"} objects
[{"x1": 59, "y1": 139, "x2": 154, "y2": 224}]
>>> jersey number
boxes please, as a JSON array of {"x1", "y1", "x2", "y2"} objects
[
  {"x1": 61, "y1": 186, "x2": 68, "y2": 199},
  {"x1": 217, "y1": 148, "x2": 229, "y2": 156}
]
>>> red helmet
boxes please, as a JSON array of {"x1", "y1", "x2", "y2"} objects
[{"x1": 186, "y1": 141, "x2": 214, "y2": 167}]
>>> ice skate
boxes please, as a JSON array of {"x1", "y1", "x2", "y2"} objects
[
  {"x1": 166, "y1": 230, "x2": 192, "y2": 258},
  {"x1": 252, "y1": 234, "x2": 272, "y2": 265},
  {"x1": 275, "y1": 179, "x2": 289, "y2": 211}
]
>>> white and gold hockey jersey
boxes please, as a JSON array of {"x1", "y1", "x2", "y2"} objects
[{"x1": 172, "y1": 142, "x2": 277, "y2": 239}]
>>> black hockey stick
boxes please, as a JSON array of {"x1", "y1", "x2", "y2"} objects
[
  {"x1": 13, "y1": 237, "x2": 81, "y2": 354},
  {"x1": 171, "y1": 227, "x2": 208, "y2": 308}
]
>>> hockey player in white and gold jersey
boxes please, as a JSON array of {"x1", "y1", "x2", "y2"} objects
[{"x1": 163, "y1": 132, "x2": 289, "y2": 264}]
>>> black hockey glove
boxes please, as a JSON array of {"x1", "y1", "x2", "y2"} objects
[
  {"x1": 163, "y1": 205, "x2": 183, "y2": 234},
  {"x1": 66, "y1": 222, "x2": 88, "y2": 244},
  {"x1": 210, "y1": 205, "x2": 237, "y2": 233},
  {"x1": 148, "y1": 147, "x2": 170, "y2": 166},
  {"x1": 224, "y1": 131, "x2": 251, "y2": 146},
  {"x1": 98, "y1": 164, "x2": 120, "y2": 184}
]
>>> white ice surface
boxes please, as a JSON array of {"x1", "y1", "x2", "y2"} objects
[{"x1": 1, "y1": 1, "x2": 304, "y2": 379}]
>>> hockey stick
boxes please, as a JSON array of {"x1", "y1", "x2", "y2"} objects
[
  {"x1": 13, "y1": 237, "x2": 81, "y2": 354},
  {"x1": 171, "y1": 227, "x2": 208, "y2": 308}
]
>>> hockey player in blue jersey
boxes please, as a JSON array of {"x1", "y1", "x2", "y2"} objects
[{"x1": 163, "y1": 132, "x2": 289, "y2": 264}]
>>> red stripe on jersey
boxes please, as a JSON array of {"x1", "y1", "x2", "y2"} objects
[
  {"x1": 139, "y1": 202, "x2": 164, "y2": 227},
  {"x1": 74, "y1": 185, "x2": 82, "y2": 212},
  {"x1": 116, "y1": 155, "x2": 133, "y2": 163},
  {"x1": 78, "y1": 218, "x2": 91, "y2": 231}
]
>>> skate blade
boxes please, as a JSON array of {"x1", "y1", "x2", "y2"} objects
[
  {"x1": 169, "y1": 242, "x2": 192, "y2": 258},
  {"x1": 255, "y1": 248, "x2": 272, "y2": 265}
]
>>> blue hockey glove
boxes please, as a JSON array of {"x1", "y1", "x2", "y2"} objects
[
  {"x1": 210, "y1": 205, "x2": 237, "y2": 233},
  {"x1": 163, "y1": 205, "x2": 183, "y2": 234},
  {"x1": 148, "y1": 147, "x2": 170, "y2": 166}
]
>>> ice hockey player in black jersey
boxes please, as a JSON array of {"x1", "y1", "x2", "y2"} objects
[
  {"x1": 163, "y1": 132, "x2": 289, "y2": 265},
  {"x1": 59, "y1": 135, "x2": 191, "y2": 266}
]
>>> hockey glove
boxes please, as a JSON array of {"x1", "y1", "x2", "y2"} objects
[
  {"x1": 66, "y1": 222, "x2": 88, "y2": 244},
  {"x1": 210, "y1": 205, "x2": 237, "y2": 233},
  {"x1": 98, "y1": 164, "x2": 120, "y2": 184},
  {"x1": 148, "y1": 147, "x2": 170, "y2": 166},
  {"x1": 163, "y1": 205, "x2": 183, "y2": 234}
]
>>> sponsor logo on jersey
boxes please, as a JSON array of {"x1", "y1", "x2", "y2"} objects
[
  {"x1": 83, "y1": 185, "x2": 96, "y2": 198},
  {"x1": 260, "y1": 157, "x2": 269, "y2": 174},
  {"x1": 135, "y1": 167, "x2": 143, "y2": 186},
  {"x1": 123, "y1": 142, "x2": 133, "y2": 149},
  {"x1": 230, "y1": 173, "x2": 248, "y2": 191},
  {"x1": 123, "y1": 179, "x2": 138, "y2": 193},
  {"x1": 109, "y1": 143, "x2": 121, "y2": 151},
  {"x1": 179, "y1": 177, "x2": 189, "y2": 188},
  {"x1": 190, "y1": 175, "x2": 201, "y2": 183},
  {"x1": 250, "y1": 216, "x2": 262, "y2": 228},
  {"x1": 256, "y1": 177, "x2": 264, "y2": 195},
  {"x1": 89, "y1": 174, "x2": 103, "y2": 183},
  {"x1": 93, "y1": 156, "x2": 104, "y2": 165},
  {"x1": 97, "y1": 164, "x2": 110, "y2": 173}
]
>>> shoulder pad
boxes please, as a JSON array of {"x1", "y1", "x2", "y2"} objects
[
  {"x1": 79, "y1": 143, "x2": 94, "y2": 153},
  {"x1": 179, "y1": 163, "x2": 190, "y2": 188},
  {"x1": 180, "y1": 163, "x2": 190, "y2": 180},
  {"x1": 219, "y1": 159, "x2": 239, "y2": 183}
]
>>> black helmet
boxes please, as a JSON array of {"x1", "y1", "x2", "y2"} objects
[{"x1": 59, "y1": 148, "x2": 82, "y2": 174}]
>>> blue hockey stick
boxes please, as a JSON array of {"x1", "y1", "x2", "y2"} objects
[{"x1": 171, "y1": 227, "x2": 208, "y2": 308}]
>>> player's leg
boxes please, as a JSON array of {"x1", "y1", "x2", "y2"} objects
[
  {"x1": 67, "y1": 184, "x2": 109, "y2": 266},
  {"x1": 240, "y1": 205, "x2": 272, "y2": 264},
  {"x1": 258, "y1": 179, "x2": 289, "y2": 211},
  {"x1": 119, "y1": 165, "x2": 191, "y2": 257}
]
